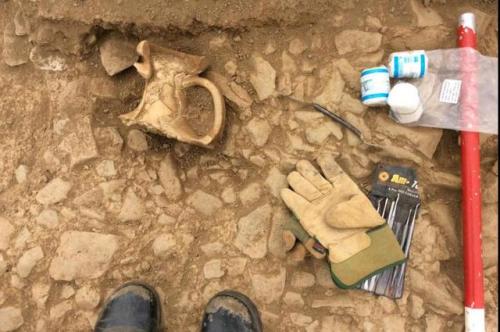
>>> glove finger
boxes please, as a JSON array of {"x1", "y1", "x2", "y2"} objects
[
  {"x1": 283, "y1": 230, "x2": 297, "y2": 252},
  {"x1": 280, "y1": 188, "x2": 311, "y2": 220},
  {"x1": 287, "y1": 171, "x2": 323, "y2": 201},
  {"x1": 316, "y1": 153, "x2": 344, "y2": 183},
  {"x1": 296, "y1": 160, "x2": 332, "y2": 194}
]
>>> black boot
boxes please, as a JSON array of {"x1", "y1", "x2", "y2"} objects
[
  {"x1": 94, "y1": 282, "x2": 161, "y2": 332},
  {"x1": 201, "y1": 290, "x2": 263, "y2": 332}
]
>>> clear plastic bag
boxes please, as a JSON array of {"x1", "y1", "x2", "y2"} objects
[{"x1": 390, "y1": 48, "x2": 498, "y2": 134}]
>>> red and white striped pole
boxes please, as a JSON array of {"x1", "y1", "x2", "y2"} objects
[{"x1": 457, "y1": 13, "x2": 485, "y2": 332}]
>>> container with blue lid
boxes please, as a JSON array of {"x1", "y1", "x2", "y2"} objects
[
  {"x1": 388, "y1": 50, "x2": 428, "y2": 79},
  {"x1": 360, "y1": 66, "x2": 391, "y2": 106}
]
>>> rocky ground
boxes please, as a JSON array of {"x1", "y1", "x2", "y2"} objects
[{"x1": 0, "y1": 0, "x2": 498, "y2": 331}]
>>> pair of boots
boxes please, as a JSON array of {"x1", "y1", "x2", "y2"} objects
[{"x1": 94, "y1": 282, "x2": 262, "y2": 332}]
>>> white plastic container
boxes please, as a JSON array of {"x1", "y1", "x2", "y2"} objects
[
  {"x1": 360, "y1": 66, "x2": 391, "y2": 106},
  {"x1": 388, "y1": 50, "x2": 428, "y2": 79},
  {"x1": 387, "y1": 82, "x2": 424, "y2": 124}
]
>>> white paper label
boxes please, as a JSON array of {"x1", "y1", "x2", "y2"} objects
[{"x1": 439, "y1": 79, "x2": 462, "y2": 104}]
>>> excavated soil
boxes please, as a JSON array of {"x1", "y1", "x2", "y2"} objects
[{"x1": 0, "y1": 0, "x2": 498, "y2": 331}]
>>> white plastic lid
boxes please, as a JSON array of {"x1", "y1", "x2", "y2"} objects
[{"x1": 387, "y1": 83, "x2": 424, "y2": 123}]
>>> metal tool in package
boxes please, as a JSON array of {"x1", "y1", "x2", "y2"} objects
[{"x1": 358, "y1": 164, "x2": 421, "y2": 299}]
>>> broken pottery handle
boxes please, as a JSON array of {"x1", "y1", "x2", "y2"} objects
[{"x1": 179, "y1": 75, "x2": 226, "y2": 146}]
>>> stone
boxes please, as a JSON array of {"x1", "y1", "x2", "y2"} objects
[
  {"x1": 75, "y1": 286, "x2": 101, "y2": 310},
  {"x1": 289, "y1": 38, "x2": 307, "y2": 55},
  {"x1": 186, "y1": 190, "x2": 222, "y2": 217},
  {"x1": 225, "y1": 257, "x2": 248, "y2": 276},
  {"x1": 234, "y1": 204, "x2": 273, "y2": 259},
  {"x1": 58, "y1": 116, "x2": 99, "y2": 168},
  {"x1": 290, "y1": 313, "x2": 313, "y2": 327},
  {"x1": 0, "y1": 217, "x2": 15, "y2": 251},
  {"x1": 249, "y1": 55, "x2": 276, "y2": 100},
  {"x1": 334, "y1": 58, "x2": 360, "y2": 91},
  {"x1": 426, "y1": 170, "x2": 461, "y2": 189},
  {"x1": 374, "y1": 114, "x2": 443, "y2": 159},
  {"x1": 158, "y1": 214, "x2": 176, "y2": 226},
  {"x1": 118, "y1": 189, "x2": 144, "y2": 222},
  {"x1": 203, "y1": 259, "x2": 225, "y2": 279},
  {"x1": 0, "y1": 307, "x2": 23, "y2": 332},
  {"x1": 340, "y1": 93, "x2": 365, "y2": 115},
  {"x1": 99, "y1": 32, "x2": 138, "y2": 76},
  {"x1": 291, "y1": 271, "x2": 316, "y2": 288},
  {"x1": 206, "y1": 71, "x2": 252, "y2": 110},
  {"x1": 482, "y1": 172, "x2": 498, "y2": 204},
  {"x1": 221, "y1": 187, "x2": 236, "y2": 204},
  {"x1": 313, "y1": 260, "x2": 336, "y2": 289},
  {"x1": 126, "y1": 129, "x2": 148, "y2": 152},
  {"x1": 305, "y1": 121, "x2": 343, "y2": 145},
  {"x1": 239, "y1": 183, "x2": 262, "y2": 205},
  {"x1": 209, "y1": 35, "x2": 228, "y2": 49},
  {"x1": 335, "y1": 30, "x2": 382, "y2": 55},
  {"x1": 94, "y1": 127, "x2": 123, "y2": 156},
  {"x1": 49, "y1": 231, "x2": 119, "y2": 281},
  {"x1": 366, "y1": 16, "x2": 382, "y2": 30},
  {"x1": 427, "y1": 201, "x2": 460, "y2": 257},
  {"x1": 13, "y1": 10, "x2": 29, "y2": 36},
  {"x1": 10, "y1": 275, "x2": 25, "y2": 289},
  {"x1": 282, "y1": 51, "x2": 297, "y2": 73},
  {"x1": 245, "y1": 118, "x2": 272, "y2": 147},
  {"x1": 267, "y1": 208, "x2": 288, "y2": 258},
  {"x1": 36, "y1": 178, "x2": 72, "y2": 205},
  {"x1": 265, "y1": 167, "x2": 287, "y2": 198},
  {"x1": 286, "y1": 133, "x2": 315, "y2": 153},
  {"x1": 49, "y1": 300, "x2": 72, "y2": 320},
  {"x1": 313, "y1": 68, "x2": 345, "y2": 107},
  {"x1": 382, "y1": 315, "x2": 406, "y2": 332},
  {"x1": 29, "y1": 46, "x2": 67, "y2": 71},
  {"x1": 224, "y1": 60, "x2": 237, "y2": 76},
  {"x1": 16, "y1": 246, "x2": 44, "y2": 278},
  {"x1": 96, "y1": 160, "x2": 117, "y2": 177},
  {"x1": 263, "y1": 42, "x2": 276, "y2": 55},
  {"x1": 14, "y1": 165, "x2": 28, "y2": 184},
  {"x1": 409, "y1": 0, "x2": 443, "y2": 27},
  {"x1": 13, "y1": 227, "x2": 31, "y2": 250},
  {"x1": 409, "y1": 269, "x2": 462, "y2": 315},
  {"x1": 2, "y1": 23, "x2": 30, "y2": 67},
  {"x1": 61, "y1": 285, "x2": 75, "y2": 299},
  {"x1": 152, "y1": 233, "x2": 176, "y2": 257},
  {"x1": 73, "y1": 187, "x2": 104, "y2": 206},
  {"x1": 409, "y1": 294, "x2": 425, "y2": 319},
  {"x1": 377, "y1": 296, "x2": 396, "y2": 313},
  {"x1": 32, "y1": 283, "x2": 50, "y2": 308},
  {"x1": 482, "y1": 204, "x2": 498, "y2": 269},
  {"x1": 158, "y1": 154, "x2": 183, "y2": 201},
  {"x1": 0, "y1": 256, "x2": 7, "y2": 276},
  {"x1": 250, "y1": 267, "x2": 286, "y2": 304},
  {"x1": 283, "y1": 292, "x2": 304, "y2": 307},
  {"x1": 200, "y1": 242, "x2": 223, "y2": 256}
]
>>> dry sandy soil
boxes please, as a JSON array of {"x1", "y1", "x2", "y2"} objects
[{"x1": 0, "y1": 0, "x2": 498, "y2": 331}]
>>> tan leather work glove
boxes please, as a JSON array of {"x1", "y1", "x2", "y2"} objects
[{"x1": 280, "y1": 156, "x2": 385, "y2": 263}]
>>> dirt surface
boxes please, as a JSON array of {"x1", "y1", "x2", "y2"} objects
[{"x1": 0, "y1": 0, "x2": 498, "y2": 331}]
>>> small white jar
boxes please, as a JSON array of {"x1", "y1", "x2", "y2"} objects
[
  {"x1": 388, "y1": 50, "x2": 428, "y2": 79},
  {"x1": 360, "y1": 66, "x2": 391, "y2": 106},
  {"x1": 387, "y1": 82, "x2": 424, "y2": 124}
]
